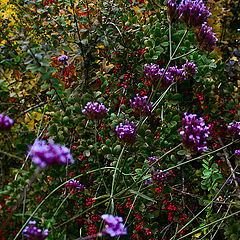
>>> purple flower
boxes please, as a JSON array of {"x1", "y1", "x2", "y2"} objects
[
  {"x1": 29, "y1": 140, "x2": 74, "y2": 168},
  {"x1": 182, "y1": 60, "x2": 198, "y2": 77},
  {"x1": 178, "y1": 112, "x2": 210, "y2": 154},
  {"x1": 58, "y1": 55, "x2": 69, "y2": 66},
  {"x1": 145, "y1": 178, "x2": 153, "y2": 184},
  {"x1": 143, "y1": 64, "x2": 174, "y2": 87},
  {"x1": 195, "y1": 23, "x2": 218, "y2": 52},
  {"x1": 179, "y1": 0, "x2": 211, "y2": 27},
  {"x1": 235, "y1": 150, "x2": 240, "y2": 156},
  {"x1": 130, "y1": 94, "x2": 153, "y2": 116},
  {"x1": 115, "y1": 120, "x2": 137, "y2": 144},
  {"x1": 23, "y1": 221, "x2": 48, "y2": 240},
  {"x1": 148, "y1": 157, "x2": 158, "y2": 164},
  {"x1": 82, "y1": 102, "x2": 109, "y2": 120},
  {"x1": 228, "y1": 121, "x2": 240, "y2": 139},
  {"x1": 0, "y1": 113, "x2": 14, "y2": 131},
  {"x1": 167, "y1": 66, "x2": 186, "y2": 82},
  {"x1": 151, "y1": 168, "x2": 174, "y2": 185},
  {"x1": 101, "y1": 214, "x2": 127, "y2": 237},
  {"x1": 167, "y1": 0, "x2": 181, "y2": 23},
  {"x1": 66, "y1": 180, "x2": 85, "y2": 190}
]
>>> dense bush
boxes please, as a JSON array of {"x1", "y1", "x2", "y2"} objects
[{"x1": 0, "y1": 0, "x2": 240, "y2": 239}]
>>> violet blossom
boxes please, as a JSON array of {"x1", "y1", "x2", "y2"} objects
[
  {"x1": 235, "y1": 150, "x2": 240, "y2": 156},
  {"x1": 29, "y1": 140, "x2": 74, "y2": 168},
  {"x1": 151, "y1": 168, "x2": 174, "y2": 185},
  {"x1": 167, "y1": 0, "x2": 181, "y2": 23},
  {"x1": 0, "y1": 113, "x2": 14, "y2": 131},
  {"x1": 58, "y1": 55, "x2": 69, "y2": 66},
  {"x1": 179, "y1": 0, "x2": 211, "y2": 27},
  {"x1": 23, "y1": 221, "x2": 48, "y2": 240},
  {"x1": 66, "y1": 179, "x2": 85, "y2": 190},
  {"x1": 178, "y1": 112, "x2": 210, "y2": 154},
  {"x1": 228, "y1": 121, "x2": 240, "y2": 139},
  {"x1": 101, "y1": 214, "x2": 127, "y2": 237},
  {"x1": 182, "y1": 60, "x2": 198, "y2": 77},
  {"x1": 195, "y1": 23, "x2": 218, "y2": 52},
  {"x1": 82, "y1": 102, "x2": 109, "y2": 120},
  {"x1": 143, "y1": 63, "x2": 174, "y2": 87},
  {"x1": 130, "y1": 94, "x2": 153, "y2": 116},
  {"x1": 167, "y1": 66, "x2": 186, "y2": 82},
  {"x1": 115, "y1": 120, "x2": 137, "y2": 144}
]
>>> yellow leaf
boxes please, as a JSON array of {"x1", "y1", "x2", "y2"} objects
[{"x1": 193, "y1": 232, "x2": 201, "y2": 238}]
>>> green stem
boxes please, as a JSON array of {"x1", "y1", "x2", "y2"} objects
[
  {"x1": 116, "y1": 182, "x2": 143, "y2": 240},
  {"x1": 169, "y1": 23, "x2": 172, "y2": 58},
  {"x1": 94, "y1": 121, "x2": 109, "y2": 193},
  {"x1": 110, "y1": 144, "x2": 127, "y2": 213},
  {"x1": 37, "y1": 105, "x2": 47, "y2": 138},
  {"x1": 172, "y1": 48, "x2": 198, "y2": 61},
  {"x1": 53, "y1": 193, "x2": 71, "y2": 217},
  {"x1": 172, "y1": 29, "x2": 189, "y2": 57},
  {"x1": 22, "y1": 192, "x2": 26, "y2": 240}
]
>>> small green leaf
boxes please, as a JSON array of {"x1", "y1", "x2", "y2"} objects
[
  {"x1": 177, "y1": 150, "x2": 187, "y2": 156},
  {"x1": 132, "y1": 16, "x2": 138, "y2": 24}
]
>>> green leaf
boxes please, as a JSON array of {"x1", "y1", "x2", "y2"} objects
[
  {"x1": 177, "y1": 150, "x2": 187, "y2": 156},
  {"x1": 129, "y1": 190, "x2": 156, "y2": 203},
  {"x1": 202, "y1": 164, "x2": 208, "y2": 169},
  {"x1": 122, "y1": 14, "x2": 128, "y2": 22},
  {"x1": 161, "y1": 42, "x2": 169, "y2": 47},
  {"x1": 79, "y1": 16, "x2": 89, "y2": 23},
  {"x1": 40, "y1": 72, "x2": 51, "y2": 81},
  {"x1": 41, "y1": 83, "x2": 50, "y2": 89},
  {"x1": 132, "y1": 16, "x2": 138, "y2": 24}
]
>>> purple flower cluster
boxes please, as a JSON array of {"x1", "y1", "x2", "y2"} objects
[
  {"x1": 29, "y1": 140, "x2": 74, "y2": 168},
  {"x1": 0, "y1": 113, "x2": 14, "y2": 131},
  {"x1": 150, "y1": 169, "x2": 174, "y2": 185},
  {"x1": 115, "y1": 120, "x2": 137, "y2": 144},
  {"x1": 167, "y1": 66, "x2": 186, "y2": 82},
  {"x1": 130, "y1": 94, "x2": 153, "y2": 116},
  {"x1": 23, "y1": 221, "x2": 48, "y2": 240},
  {"x1": 195, "y1": 23, "x2": 218, "y2": 52},
  {"x1": 228, "y1": 121, "x2": 240, "y2": 139},
  {"x1": 235, "y1": 150, "x2": 240, "y2": 156},
  {"x1": 142, "y1": 63, "x2": 164, "y2": 86},
  {"x1": 143, "y1": 61, "x2": 198, "y2": 86},
  {"x1": 179, "y1": 0, "x2": 211, "y2": 27},
  {"x1": 58, "y1": 55, "x2": 69, "y2": 66},
  {"x1": 167, "y1": 0, "x2": 181, "y2": 23},
  {"x1": 148, "y1": 157, "x2": 158, "y2": 164},
  {"x1": 101, "y1": 214, "x2": 127, "y2": 237},
  {"x1": 179, "y1": 112, "x2": 210, "y2": 154},
  {"x1": 182, "y1": 60, "x2": 198, "y2": 77},
  {"x1": 66, "y1": 180, "x2": 85, "y2": 190},
  {"x1": 82, "y1": 102, "x2": 109, "y2": 120}
]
